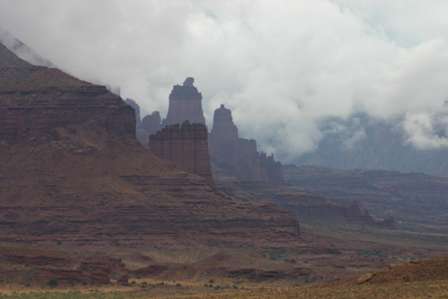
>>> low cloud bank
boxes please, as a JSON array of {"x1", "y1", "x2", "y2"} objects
[{"x1": 1, "y1": 0, "x2": 448, "y2": 161}]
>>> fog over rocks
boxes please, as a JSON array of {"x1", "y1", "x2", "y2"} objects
[{"x1": 1, "y1": 1, "x2": 448, "y2": 163}]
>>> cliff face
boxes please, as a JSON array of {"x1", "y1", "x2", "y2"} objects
[
  {"x1": 0, "y1": 43, "x2": 135, "y2": 143},
  {"x1": 165, "y1": 77, "x2": 206, "y2": 126},
  {"x1": 0, "y1": 42, "x2": 298, "y2": 246},
  {"x1": 149, "y1": 123, "x2": 214, "y2": 185},
  {"x1": 209, "y1": 105, "x2": 284, "y2": 184}
]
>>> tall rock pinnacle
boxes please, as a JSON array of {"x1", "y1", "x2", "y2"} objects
[
  {"x1": 165, "y1": 77, "x2": 206, "y2": 126},
  {"x1": 209, "y1": 104, "x2": 284, "y2": 184},
  {"x1": 210, "y1": 104, "x2": 239, "y2": 141},
  {"x1": 147, "y1": 78, "x2": 214, "y2": 184}
]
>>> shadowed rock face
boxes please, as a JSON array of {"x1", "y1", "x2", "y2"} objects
[
  {"x1": 149, "y1": 122, "x2": 214, "y2": 185},
  {"x1": 125, "y1": 98, "x2": 142, "y2": 127},
  {"x1": 165, "y1": 77, "x2": 206, "y2": 126},
  {"x1": 137, "y1": 111, "x2": 162, "y2": 144},
  {"x1": 211, "y1": 104, "x2": 239, "y2": 141},
  {"x1": 209, "y1": 104, "x2": 284, "y2": 184},
  {"x1": 142, "y1": 111, "x2": 162, "y2": 134},
  {"x1": 125, "y1": 99, "x2": 162, "y2": 146},
  {"x1": 0, "y1": 42, "x2": 299, "y2": 246}
]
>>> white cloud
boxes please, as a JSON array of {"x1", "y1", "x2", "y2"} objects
[
  {"x1": 1, "y1": 0, "x2": 448, "y2": 161},
  {"x1": 403, "y1": 112, "x2": 448, "y2": 150}
]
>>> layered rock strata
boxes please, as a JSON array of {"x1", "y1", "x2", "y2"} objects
[
  {"x1": 0, "y1": 42, "x2": 299, "y2": 247},
  {"x1": 0, "y1": 43, "x2": 134, "y2": 143},
  {"x1": 145, "y1": 78, "x2": 214, "y2": 183},
  {"x1": 149, "y1": 122, "x2": 213, "y2": 184}
]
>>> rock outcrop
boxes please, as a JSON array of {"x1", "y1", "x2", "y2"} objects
[
  {"x1": 0, "y1": 43, "x2": 134, "y2": 143},
  {"x1": 138, "y1": 111, "x2": 162, "y2": 145},
  {"x1": 125, "y1": 98, "x2": 142, "y2": 127},
  {"x1": 149, "y1": 122, "x2": 213, "y2": 184},
  {"x1": 0, "y1": 41, "x2": 299, "y2": 247},
  {"x1": 209, "y1": 104, "x2": 284, "y2": 184},
  {"x1": 124, "y1": 99, "x2": 163, "y2": 146},
  {"x1": 142, "y1": 111, "x2": 162, "y2": 135},
  {"x1": 165, "y1": 77, "x2": 206, "y2": 126},
  {"x1": 0, "y1": 246, "x2": 129, "y2": 286},
  {"x1": 145, "y1": 78, "x2": 214, "y2": 184}
]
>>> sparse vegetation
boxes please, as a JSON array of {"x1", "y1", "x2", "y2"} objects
[{"x1": 0, "y1": 280, "x2": 448, "y2": 299}]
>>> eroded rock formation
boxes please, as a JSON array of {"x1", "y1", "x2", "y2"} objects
[
  {"x1": 0, "y1": 43, "x2": 134, "y2": 143},
  {"x1": 144, "y1": 78, "x2": 214, "y2": 183},
  {"x1": 209, "y1": 104, "x2": 284, "y2": 184},
  {"x1": 0, "y1": 42, "x2": 298, "y2": 247},
  {"x1": 142, "y1": 111, "x2": 162, "y2": 135},
  {"x1": 124, "y1": 99, "x2": 163, "y2": 146},
  {"x1": 149, "y1": 122, "x2": 213, "y2": 184},
  {"x1": 165, "y1": 77, "x2": 206, "y2": 126}
]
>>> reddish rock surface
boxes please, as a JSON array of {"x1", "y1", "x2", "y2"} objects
[
  {"x1": 0, "y1": 247, "x2": 128, "y2": 286},
  {"x1": 149, "y1": 122, "x2": 214, "y2": 185},
  {"x1": 0, "y1": 43, "x2": 134, "y2": 143},
  {"x1": 0, "y1": 42, "x2": 299, "y2": 248},
  {"x1": 143, "y1": 77, "x2": 214, "y2": 183},
  {"x1": 165, "y1": 77, "x2": 206, "y2": 126},
  {"x1": 209, "y1": 104, "x2": 284, "y2": 184}
]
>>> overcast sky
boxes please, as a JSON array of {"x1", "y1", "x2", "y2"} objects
[{"x1": 1, "y1": 0, "x2": 448, "y2": 161}]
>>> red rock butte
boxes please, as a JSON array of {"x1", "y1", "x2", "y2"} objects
[{"x1": 149, "y1": 122, "x2": 214, "y2": 185}]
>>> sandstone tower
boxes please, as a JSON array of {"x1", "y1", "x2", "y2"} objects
[
  {"x1": 165, "y1": 77, "x2": 206, "y2": 126},
  {"x1": 210, "y1": 104, "x2": 239, "y2": 141},
  {"x1": 148, "y1": 78, "x2": 213, "y2": 184},
  {"x1": 209, "y1": 104, "x2": 284, "y2": 184}
]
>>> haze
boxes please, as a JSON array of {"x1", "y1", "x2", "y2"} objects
[{"x1": 1, "y1": 0, "x2": 448, "y2": 161}]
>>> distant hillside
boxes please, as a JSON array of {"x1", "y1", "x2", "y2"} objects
[
  {"x1": 285, "y1": 165, "x2": 448, "y2": 231},
  {"x1": 295, "y1": 113, "x2": 448, "y2": 177}
]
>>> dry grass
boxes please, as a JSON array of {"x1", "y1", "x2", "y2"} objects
[{"x1": 1, "y1": 280, "x2": 448, "y2": 299}]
